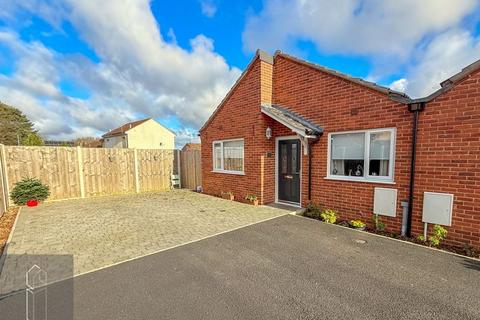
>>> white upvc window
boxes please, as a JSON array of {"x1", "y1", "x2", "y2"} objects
[
  {"x1": 327, "y1": 128, "x2": 395, "y2": 183},
  {"x1": 212, "y1": 138, "x2": 244, "y2": 174}
]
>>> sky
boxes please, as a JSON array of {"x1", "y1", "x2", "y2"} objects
[{"x1": 0, "y1": 0, "x2": 480, "y2": 147}]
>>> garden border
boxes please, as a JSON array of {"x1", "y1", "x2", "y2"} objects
[
  {"x1": 0, "y1": 206, "x2": 22, "y2": 273},
  {"x1": 292, "y1": 213, "x2": 480, "y2": 262}
]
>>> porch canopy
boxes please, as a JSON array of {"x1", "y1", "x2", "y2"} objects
[{"x1": 261, "y1": 104, "x2": 323, "y2": 154}]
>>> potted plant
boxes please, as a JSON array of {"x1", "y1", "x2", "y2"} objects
[
  {"x1": 221, "y1": 191, "x2": 235, "y2": 201},
  {"x1": 10, "y1": 177, "x2": 50, "y2": 207},
  {"x1": 244, "y1": 194, "x2": 259, "y2": 206},
  {"x1": 349, "y1": 220, "x2": 366, "y2": 231}
]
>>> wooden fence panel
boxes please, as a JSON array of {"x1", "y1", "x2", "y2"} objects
[
  {"x1": 137, "y1": 149, "x2": 174, "y2": 192},
  {"x1": 82, "y1": 148, "x2": 136, "y2": 197},
  {"x1": 180, "y1": 150, "x2": 201, "y2": 190},
  {"x1": 0, "y1": 146, "x2": 202, "y2": 203},
  {"x1": 4, "y1": 146, "x2": 80, "y2": 200}
]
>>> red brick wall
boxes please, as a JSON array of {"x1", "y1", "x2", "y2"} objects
[
  {"x1": 412, "y1": 69, "x2": 480, "y2": 248},
  {"x1": 272, "y1": 55, "x2": 412, "y2": 231},
  {"x1": 200, "y1": 57, "x2": 277, "y2": 203},
  {"x1": 201, "y1": 52, "x2": 480, "y2": 249}
]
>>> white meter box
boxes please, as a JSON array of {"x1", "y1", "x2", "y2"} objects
[
  {"x1": 373, "y1": 187, "x2": 397, "y2": 217},
  {"x1": 422, "y1": 192, "x2": 453, "y2": 226}
]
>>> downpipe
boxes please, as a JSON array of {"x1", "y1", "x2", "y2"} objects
[{"x1": 406, "y1": 102, "x2": 425, "y2": 237}]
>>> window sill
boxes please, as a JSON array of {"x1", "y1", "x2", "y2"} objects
[
  {"x1": 324, "y1": 176, "x2": 396, "y2": 185},
  {"x1": 211, "y1": 170, "x2": 245, "y2": 176}
]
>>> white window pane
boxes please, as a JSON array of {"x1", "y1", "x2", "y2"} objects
[
  {"x1": 331, "y1": 133, "x2": 365, "y2": 177},
  {"x1": 370, "y1": 131, "x2": 391, "y2": 160},
  {"x1": 369, "y1": 131, "x2": 391, "y2": 176},
  {"x1": 223, "y1": 140, "x2": 243, "y2": 171},
  {"x1": 214, "y1": 143, "x2": 222, "y2": 170},
  {"x1": 331, "y1": 133, "x2": 365, "y2": 160}
]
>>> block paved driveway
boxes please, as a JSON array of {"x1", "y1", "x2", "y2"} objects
[
  {"x1": 0, "y1": 190, "x2": 290, "y2": 294},
  {"x1": 0, "y1": 214, "x2": 479, "y2": 319}
]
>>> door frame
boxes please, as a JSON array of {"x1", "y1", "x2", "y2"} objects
[{"x1": 275, "y1": 135, "x2": 302, "y2": 207}]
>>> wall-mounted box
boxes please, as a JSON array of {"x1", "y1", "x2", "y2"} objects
[
  {"x1": 422, "y1": 192, "x2": 453, "y2": 226},
  {"x1": 373, "y1": 187, "x2": 397, "y2": 217}
]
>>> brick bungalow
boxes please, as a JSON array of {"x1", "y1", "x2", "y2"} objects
[{"x1": 199, "y1": 50, "x2": 480, "y2": 249}]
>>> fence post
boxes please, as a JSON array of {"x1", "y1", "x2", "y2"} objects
[
  {"x1": 176, "y1": 149, "x2": 182, "y2": 189},
  {"x1": 134, "y1": 149, "x2": 140, "y2": 193},
  {"x1": 0, "y1": 144, "x2": 8, "y2": 212},
  {"x1": 77, "y1": 146, "x2": 86, "y2": 198},
  {"x1": 0, "y1": 144, "x2": 10, "y2": 208}
]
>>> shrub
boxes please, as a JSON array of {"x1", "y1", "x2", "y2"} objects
[
  {"x1": 417, "y1": 235, "x2": 425, "y2": 242},
  {"x1": 349, "y1": 220, "x2": 366, "y2": 228},
  {"x1": 428, "y1": 225, "x2": 447, "y2": 247},
  {"x1": 371, "y1": 214, "x2": 386, "y2": 231},
  {"x1": 22, "y1": 133, "x2": 44, "y2": 146},
  {"x1": 320, "y1": 209, "x2": 337, "y2": 224},
  {"x1": 305, "y1": 202, "x2": 322, "y2": 219},
  {"x1": 461, "y1": 245, "x2": 479, "y2": 258},
  {"x1": 244, "y1": 194, "x2": 257, "y2": 202},
  {"x1": 10, "y1": 178, "x2": 50, "y2": 205}
]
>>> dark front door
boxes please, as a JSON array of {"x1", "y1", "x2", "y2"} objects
[{"x1": 278, "y1": 139, "x2": 301, "y2": 204}]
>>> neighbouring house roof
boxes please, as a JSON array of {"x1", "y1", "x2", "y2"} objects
[
  {"x1": 182, "y1": 143, "x2": 201, "y2": 151},
  {"x1": 275, "y1": 51, "x2": 411, "y2": 102},
  {"x1": 102, "y1": 118, "x2": 151, "y2": 138},
  {"x1": 261, "y1": 104, "x2": 323, "y2": 138}
]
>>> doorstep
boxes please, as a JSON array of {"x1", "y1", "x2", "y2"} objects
[{"x1": 265, "y1": 203, "x2": 305, "y2": 215}]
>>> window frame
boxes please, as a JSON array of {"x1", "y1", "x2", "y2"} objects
[
  {"x1": 211, "y1": 138, "x2": 245, "y2": 175},
  {"x1": 326, "y1": 128, "x2": 396, "y2": 183}
]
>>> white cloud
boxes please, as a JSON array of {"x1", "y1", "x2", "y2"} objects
[
  {"x1": 175, "y1": 128, "x2": 201, "y2": 148},
  {"x1": 390, "y1": 29, "x2": 480, "y2": 98},
  {"x1": 243, "y1": 0, "x2": 478, "y2": 59},
  {"x1": 0, "y1": 0, "x2": 240, "y2": 141},
  {"x1": 390, "y1": 78, "x2": 408, "y2": 93},
  {"x1": 200, "y1": 0, "x2": 217, "y2": 18}
]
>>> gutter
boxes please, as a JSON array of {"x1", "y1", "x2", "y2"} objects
[{"x1": 405, "y1": 102, "x2": 425, "y2": 237}]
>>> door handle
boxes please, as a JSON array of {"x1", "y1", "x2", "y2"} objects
[{"x1": 284, "y1": 175, "x2": 293, "y2": 179}]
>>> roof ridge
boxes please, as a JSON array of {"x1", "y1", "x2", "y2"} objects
[
  {"x1": 410, "y1": 57, "x2": 480, "y2": 103},
  {"x1": 274, "y1": 51, "x2": 410, "y2": 99},
  {"x1": 102, "y1": 118, "x2": 151, "y2": 138}
]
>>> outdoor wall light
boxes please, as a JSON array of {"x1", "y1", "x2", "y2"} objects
[{"x1": 266, "y1": 127, "x2": 272, "y2": 140}]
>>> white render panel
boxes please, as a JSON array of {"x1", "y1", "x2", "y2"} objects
[
  {"x1": 422, "y1": 192, "x2": 453, "y2": 226},
  {"x1": 373, "y1": 187, "x2": 397, "y2": 217}
]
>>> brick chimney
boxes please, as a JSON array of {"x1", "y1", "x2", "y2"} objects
[{"x1": 257, "y1": 50, "x2": 274, "y2": 105}]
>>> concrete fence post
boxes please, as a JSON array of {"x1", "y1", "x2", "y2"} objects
[
  {"x1": 134, "y1": 149, "x2": 140, "y2": 193},
  {"x1": 0, "y1": 144, "x2": 9, "y2": 212},
  {"x1": 77, "y1": 146, "x2": 86, "y2": 198},
  {"x1": 0, "y1": 144, "x2": 10, "y2": 208}
]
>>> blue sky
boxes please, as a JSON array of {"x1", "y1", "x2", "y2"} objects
[{"x1": 0, "y1": 0, "x2": 480, "y2": 147}]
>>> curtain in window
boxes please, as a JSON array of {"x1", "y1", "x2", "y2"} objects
[
  {"x1": 369, "y1": 131, "x2": 391, "y2": 176},
  {"x1": 331, "y1": 133, "x2": 365, "y2": 176}
]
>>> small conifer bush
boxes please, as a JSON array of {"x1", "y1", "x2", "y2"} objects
[{"x1": 10, "y1": 178, "x2": 50, "y2": 205}]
